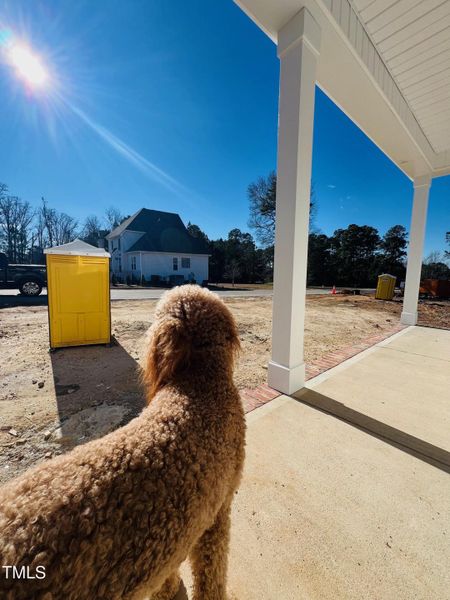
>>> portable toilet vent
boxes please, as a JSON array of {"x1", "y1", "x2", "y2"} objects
[{"x1": 44, "y1": 239, "x2": 111, "y2": 349}]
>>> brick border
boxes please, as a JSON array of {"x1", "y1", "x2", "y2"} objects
[
  {"x1": 240, "y1": 323, "x2": 407, "y2": 414},
  {"x1": 304, "y1": 323, "x2": 406, "y2": 380}
]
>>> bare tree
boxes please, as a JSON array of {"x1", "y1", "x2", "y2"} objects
[
  {"x1": 248, "y1": 172, "x2": 317, "y2": 246},
  {"x1": 40, "y1": 198, "x2": 78, "y2": 247},
  {"x1": 424, "y1": 250, "x2": 444, "y2": 265},
  {"x1": 0, "y1": 191, "x2": 34, "y2": 262},
  {"x1": 81, "y1": 215, "x2": 103, "y2": 246},
  {"x1": 53, "y1": 212, "x2": 78, "y2": 246},
  {"x1": 41, "y1": 198, "x2": 55, "y2": 247},
  {"x1": 14, "y1": 199, "x2": 34, "y2": 262},
  {"x1": 248, "y1": 172, "x2": 277, "y2": 247},
  {"x1": 104, "y1": 206, "x2": 124, "y2": 231},
  {"x1": 34, "y1": 210, "x2": 47, "y2": 249},
  {"x1": 224, "y1": 258, "x2": 241, "y2": 288},
  {"x1": 0, "y1": 185, "x2": 13, "y2": 258}
]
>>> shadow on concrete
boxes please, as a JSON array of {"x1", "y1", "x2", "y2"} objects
[
  {"x1": 49, "y1": 338, "x2": 146, "y2": 451},
  {"x1": 294, "y1": 388, "x2": 450, "y2": 474},
  {"x1": 0, "y1": 294, "x2": 48, "y2": 308}
]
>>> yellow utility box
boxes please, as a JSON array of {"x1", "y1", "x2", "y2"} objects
[
  {"x1": 375, "y1": 274, "x2": 396, "y2": 300},
  {"x1": 44, "y1": 239, "x2": 111, "y2": 349}
]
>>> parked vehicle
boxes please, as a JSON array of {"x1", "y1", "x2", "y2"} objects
[{"x1": 0, "y1": 252, "x2": 47, "y2": 296}]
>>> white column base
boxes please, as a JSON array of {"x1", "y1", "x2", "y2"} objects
[
  {"x1": 268, "y1": 361, "x2": 306, "y2": 395},
  {"x1": 400, "y1": 311, "x2": 417, "y2": 326}
]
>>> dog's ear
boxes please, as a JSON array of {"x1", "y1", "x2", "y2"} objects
[
  {"x1": 143, "y1": 317, "x2": 191, "y2": 402},
  {"x1": 228, "y1": 315, "x2": 241, "y2": 359}
]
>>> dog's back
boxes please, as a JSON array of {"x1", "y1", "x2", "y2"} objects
[
  {"x1": 0, "y1": 286, "x2": 246, "y2": 600},
  {"x1": 0, "y1": 385, "x2": 244, "y2": 599}
]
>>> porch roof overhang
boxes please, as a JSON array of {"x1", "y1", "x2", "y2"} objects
[{"x1": 234, "y1": 0, "x2": 450, "y2": 180}]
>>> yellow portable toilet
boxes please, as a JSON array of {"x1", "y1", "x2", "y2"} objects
[
  {"x1": 375, "y1": 274, "x2": 396, "y2": 300},
  {"x1": 44, "y1": 239, "x2": 111, "y2": 349}
]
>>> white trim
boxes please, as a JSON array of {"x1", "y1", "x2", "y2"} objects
[
  {"x1": 401, "y1": 177, "x2": 431, "y2": 326},
  {"x1": 106, "y1": 228, "x2": 146, "y2": 240},
  {"x1": 268, "y1": 7, "x2": 320, "y2": 395},
  {"x1": 413, "y1": 174, "x2": 432, "y2": 189},
  {"x1": 277, "y1": 9, "x2": 321, "y2": 58},
  {"x1": 315, "y1": 0, "x2": 435, "y2": 178},
  {"x1": 400, "y1": 312, "x2": 418, "y2": 326},
  {"x1": 268, "y1": 361, "x2": 306, "y2": 396}
]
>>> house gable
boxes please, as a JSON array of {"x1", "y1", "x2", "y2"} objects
[{"x1": 106, "y1": 208, "x2": 209, "y2": 255}]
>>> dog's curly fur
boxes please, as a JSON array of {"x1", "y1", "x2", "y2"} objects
[{"x1": 0, "y1": 285, "x2": 246, "y2": 600}]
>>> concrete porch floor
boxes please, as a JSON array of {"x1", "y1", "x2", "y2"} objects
[{"x1": 181, "y1": 326, "x2": 450, "y2": 599}]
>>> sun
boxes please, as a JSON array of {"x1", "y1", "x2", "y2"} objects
[{"x1": 8, "y1": 44, "x2": 48, "y2": 87}]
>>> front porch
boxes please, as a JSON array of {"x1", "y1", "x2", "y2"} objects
[
  {"x1": 182, "y1": 325, "x2": 450, "y2": 599},
  {"x1": 232, "y1": 0, "x2": 450, "y2": 396},
  {"x1": 217, "y1": 5, "x2": 450, "y2": 594}
]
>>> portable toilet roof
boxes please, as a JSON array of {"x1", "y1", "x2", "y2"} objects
[{"x1": 44, "y1": 238, "x2": 110, "y2": 258}]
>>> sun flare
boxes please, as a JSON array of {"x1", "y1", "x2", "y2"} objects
[{"x1": 8, "y1": 44, "x2": 48, "y2": 87}]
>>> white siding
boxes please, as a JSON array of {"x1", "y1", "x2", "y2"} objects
[
  {"x1": 140, "y1": 252, "x2": 208, "y2": 284},
  {"x1": 126, "y1": 252, "x2": 141, "y2": 275},
  {"x1": 109, "y1": 231, "x2": 144, "y2": 275},
  {"x1": 121, "y1": 230, "x2": 144, "y2": 251},
  {"x1": 109, "y1": 230, "x2": 208, "y2": 283}
]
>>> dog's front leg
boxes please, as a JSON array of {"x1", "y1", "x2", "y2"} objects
[
  {"x1": 190, "y1": 499, "x2": 232, "y2": 600},
  {"x1": 151, "y1": 571, "x2": 181, "y2": 600}
]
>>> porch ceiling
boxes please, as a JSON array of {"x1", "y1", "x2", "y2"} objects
[
  {"x1": 234, "y1": 0, "x2": 450, "y2": 179},
  {"x1": 353, "y1": 0, "x2": 450, "y2": 155}
]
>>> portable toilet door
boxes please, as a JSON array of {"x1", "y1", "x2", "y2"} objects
[
  {"x1": 44, "y1": 239, "x2": 111, "y2": 349},
  {"x1": 375, "y1": 274, "x2": 396, "y2": 300}
]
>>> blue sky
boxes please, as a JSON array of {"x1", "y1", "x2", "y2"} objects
[{"x1": 0, "y1": 0, "x2": 448, "y2": 255}]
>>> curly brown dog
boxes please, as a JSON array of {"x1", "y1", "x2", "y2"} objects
[{"x1": 0, "y1": 285, "x2": 246, "y2": 600}]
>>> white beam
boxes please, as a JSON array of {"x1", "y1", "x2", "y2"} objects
[
  {"x1": 268, "y1": 9, "x2": 320, "y2": 395},
  {"x1": 401, "y1": 175, "x2": 432, "y2": 326}
]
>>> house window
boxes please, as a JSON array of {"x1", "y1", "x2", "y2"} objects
[
  {"x1": 173, "y1": 257, "x2": 178, "y2": 271},
  {"x1": 118, "y1": 238, "x2": 121, "y2": 250},
  {"x1": 181, "y1": 257, "x2": 190, "y2": 269},
  {"x1": 118, "y1": 258, "x2": 122, "y2": 273},
  {"x1": 131, "y1": 256, "x2": 137, "y2": 270}
]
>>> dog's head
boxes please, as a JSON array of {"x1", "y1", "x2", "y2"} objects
[{"x1": 143, "y1": 285, "x2": 240, "y2": 401}]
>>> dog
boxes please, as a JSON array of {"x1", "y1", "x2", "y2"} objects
[{"x1": 0, "y1": 285, "x2": 246, "y2": 600}]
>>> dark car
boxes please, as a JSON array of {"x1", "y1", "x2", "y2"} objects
[{"x1": 0, "y1": 252, "x2": 47, "y2": 296}]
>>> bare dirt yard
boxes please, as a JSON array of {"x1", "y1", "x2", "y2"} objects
[{"x1": 1, "y1": 294, "x2": 448, "y2": 484}]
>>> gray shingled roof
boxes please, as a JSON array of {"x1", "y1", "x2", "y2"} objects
[{"x1": 107, "y1": 208, "x2": 209, "y2": 255}]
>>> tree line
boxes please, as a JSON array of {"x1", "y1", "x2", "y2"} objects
[
  {"x1": 1, "y1": 176, "x2": 449, "y2": 286},
  {"x1": 0, "y1": 181, "x2": 124, "y2": 264},
  {"x1": 189, "y1": 219, "x2": 414, "y2": 287},
  {"x1": 191, "y1": 172, "x2": 449, "y2": 286}
]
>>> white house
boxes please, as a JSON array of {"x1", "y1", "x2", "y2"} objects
[{"x1": 106, "y1": 208, "x2": 209, "y2": 284}]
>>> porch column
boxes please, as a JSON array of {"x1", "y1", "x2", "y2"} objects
[
  {"x1": 268, "y1": 9, "x2": 321, "y2": 395},
  {"x1": 401, "y1": 174, "x2": 432, "y2": 326}
]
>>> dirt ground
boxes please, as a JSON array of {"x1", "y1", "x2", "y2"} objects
[{"x1": 0, "y1": 294, "x2": 448, "y2": 484}]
